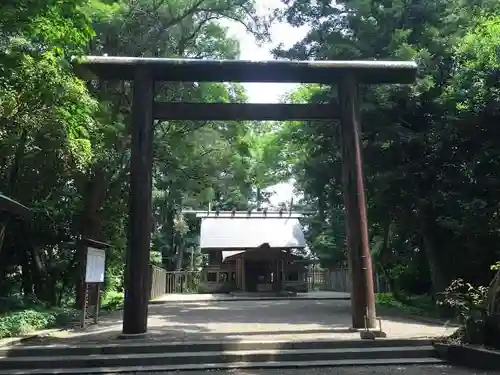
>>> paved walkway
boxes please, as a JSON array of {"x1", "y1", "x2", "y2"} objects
[
  {"x1": 150, "y1": 291, "x2": 350, "y2": 303},
  {"x1": 1, "y1": 299, "x2": 457, "y2": 347}
]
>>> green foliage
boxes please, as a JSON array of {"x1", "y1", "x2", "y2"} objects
[
  {"x1": 0, "y1": 309, "x2": 73, "y2": 338},
  {"x1": 3, "y1": 0, "x2": 500, "y2": 344},
  {"x1": 150, "y1": 251, "x2": 163, "y2": 266},
  {"x1": 0, "y1": 291, "x2": 125, "y2": 338},
  {"x1": 0, "y1": 297, "x2": 77, "y2": 338},
  {"x1": 436, "y1": 278, "x2": 496, "y2": 345},
  {"x1": 444, "y1": 15, "x2": 500, "y2": 113},
  {"x1": 376, "y1": 292, "x2": 439, "y2": 318},
  {"x1": 437, "y1": 279, "x2": 489, "y2": 322},
  {"x1": 267, "y1": 0, "x2": 500, "y2": 300},
  {"x1": 183, "y1": 272, "x2": 202, "y2": 294},
  {"x1": 101, "y1": 290, "x2": 124, "y2": 311},
  {"x1": 0, "y1": 0, "x2": 272, "y2": 338}
]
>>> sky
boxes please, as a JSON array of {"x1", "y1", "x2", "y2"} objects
[
  {"x1": 225, "y1": 0, "x2": 309, "y2": 104},
  {"x1": 225, "y1": 0, "x2": 309, "y2": 207}
]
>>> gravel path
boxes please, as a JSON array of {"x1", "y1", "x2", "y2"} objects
[{"x1": 131, "y1": 365, "x2": 498, "y2": 375}]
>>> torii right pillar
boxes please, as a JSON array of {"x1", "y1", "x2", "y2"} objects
[{"x1": 338, "y1": 74, "x2": 377, "y2": 330}]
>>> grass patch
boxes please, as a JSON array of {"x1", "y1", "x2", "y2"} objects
[
  {"x1": 375, "y1": 292, "x2": 441, "y2": 317},
  {"x1": 0, "y1": 291, "x2": 125, "y2": 339}
]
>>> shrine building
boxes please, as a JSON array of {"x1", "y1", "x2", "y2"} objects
[{"x1": 197, "y1": 210, "x2": 310, "y2": 294}]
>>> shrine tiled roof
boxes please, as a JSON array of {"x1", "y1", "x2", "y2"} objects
[{"x1": 199, "y1": 213, "x2": 306, "y2": 250}]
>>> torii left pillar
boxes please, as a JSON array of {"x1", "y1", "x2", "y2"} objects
[
  {"x1": 338, "y1": 74, "x2": 377, "y2": 330},
  {"x1": 122, "y1": 67, "x2": 154, "y2": 336}
]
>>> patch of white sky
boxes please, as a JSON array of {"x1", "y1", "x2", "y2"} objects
[
  {"x1": 223, "y1": 0, "x2": 309, "y2": 207},
  {"x1": 224, "y1": 0, "x2": 309, "y2": 104}
]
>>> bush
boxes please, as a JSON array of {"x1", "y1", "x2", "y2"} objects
[
  {"x1": 375, "y1": 292, "x2": 439, "y2": 316},
  {"x1": 0, "y1": 290, "x2": 125, "y2": 339},
  {"x1": 437, "y1": 278, "x2": 489, "y2": 345},
  {"x1": 0, "y1": 308, "x2": 77, "y2": 338},
  {"x1": 437, "y1": 278, "x2": 488, "y2": 323},
  {"x1": 101, "y1": 290, "x2": 124, "y2": 311}
]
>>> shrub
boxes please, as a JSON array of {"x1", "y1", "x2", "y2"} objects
[
  {"x1": 437, "y1": 278, "x2": 489, "y2": 344},
  {"x1": 375, "y1": 292, "x2": 438, "y2": 316},
  {"x1": 437, "y1": 278, "x2": 488, "y2": 322},
  {"x1": 101, "y1": 290, "x2": 124, "y2": 311},
  {"x1": 0, "y1": 308, "x2": 77, "y2": 338},
  {"x1": 0, "y1": 290, "x2": 125, "y2": 338}
]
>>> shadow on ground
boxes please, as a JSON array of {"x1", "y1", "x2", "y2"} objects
[{"x1": 4, "y1": 299, "x2": 456, "y2": 346}]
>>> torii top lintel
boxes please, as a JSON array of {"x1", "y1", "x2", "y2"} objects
[{"x1": 73, "y1": 56, "x2": 417, "y2": 85}]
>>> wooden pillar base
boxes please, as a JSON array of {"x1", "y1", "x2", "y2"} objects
[{"x1": 117, "y1": 332, "x2": 149, "y2": 340}]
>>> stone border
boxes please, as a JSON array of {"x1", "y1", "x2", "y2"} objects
[
  {"x1": 434, "y1": 342, "x2": 500, "y2": 370},
  {"x1": 0, "y1": 328, "x2": 63, "y2": 348}
]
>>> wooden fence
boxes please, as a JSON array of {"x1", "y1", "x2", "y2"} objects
[
  {"x1": 150, "y1": 266, "x2": 202, "y2": 298},
  {"x1": 164, "y1": 271, "x2": 201, "y2": 294},
  {"x1": 307, "y1": 269, "x2": 326, "y2": 291},
  {"x1": 150, "y1": 265, "x2": 167, "y2": 300},
  {"x1": 322, "y1": 269, "x2": 391, "y2": 293},
  {"x1": 149, "y1": 265, "x2": 390, "y2": 298}
]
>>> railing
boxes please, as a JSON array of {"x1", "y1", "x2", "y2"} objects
[
  {"x1": 325, "y1": 269, "x2": 391, "y2": 293},
  {"x1": 150, "y1": 265, "x2": 390, "y2": 297},
  {"x1": 150, "y1": 265, "x2": 167, "y2": 300},
  {"x1": 149, "y1": 267, "x2": 203, "y2": 297},
  {"x1": 307, "y1": 270, "x2": 326, "y2": 291},
  {"x1": 165, "y1": 271, "x2": 202, "y2": 294},
  {"x1": 307, "y1": 268, "x2": 391, "y2": 293}
]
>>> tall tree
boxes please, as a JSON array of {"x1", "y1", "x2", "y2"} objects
[{"x1": 270, "y1": 0, "x2": 500, "y2": 294}]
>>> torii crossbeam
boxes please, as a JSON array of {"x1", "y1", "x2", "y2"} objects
[{"x1": 74, "y1": 56, "x2": 417, "y2": 336}]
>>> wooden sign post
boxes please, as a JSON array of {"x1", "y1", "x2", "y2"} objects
[{"x1": 79, "y1": 238, "x2": 109, "y2": 329}]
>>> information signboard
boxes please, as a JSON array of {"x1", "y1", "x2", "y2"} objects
[{"x1": 85, "y1": 247, "x2": 106, "y2": 283}]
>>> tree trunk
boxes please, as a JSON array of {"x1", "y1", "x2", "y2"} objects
[
  {"x1": 0, "y1": 129, "x2": 28, "y2": 255},
  {"x1": 0, "y1": 223, "x2": 6, "y2": 259},
  {"x1": 378, "y1": 220, "x2": 397, "y2": 295},
  {"x1": 381, "y1": 220, "x2": 391, "y2": 264},
  {"x1": 21, "y1": 245, "x2": 34, "y2": 296},
  {"x1": 24, "y1": 239, "x2": 51, "y2": 303},
  {"x1": 164, "y1": 203, "x2": 175, "y2": 269},
  {"x1": 418, "y1": 209, "x2": 447, "y2": 295},
  {"x1": 175, "y1": 234, "x2": 183, "y2": 271},
  {"x1": 318, "y1": 189, "x2": 326, "y2": 221},
  {"x1": 75, "y1": 168, "x2": 108, "y2": 307}
]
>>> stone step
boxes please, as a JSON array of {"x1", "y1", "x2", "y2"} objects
[
  {"x1": 0, "y1": 338, "x2": 434, "y2": 357},
  {"x1": 0, "y1": 357, "x2": 446, "y2": 375},
  {"x1": 0, "y1": 344, "x2": 439, "y2": 372}
]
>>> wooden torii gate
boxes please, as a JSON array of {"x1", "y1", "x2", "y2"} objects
[{"x1": 74, "y1": 57, "x2": 417, "y2": 337}]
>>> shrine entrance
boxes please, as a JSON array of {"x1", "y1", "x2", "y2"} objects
[
  {"x1": 245, "y1": 260, "x2": 266, "y2": 293},
  {"x1": 74, "y1": 56, "x2": 417, "y2": 336}
]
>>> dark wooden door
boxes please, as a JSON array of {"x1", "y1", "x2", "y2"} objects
[{"x1": 245, "y1": 261, "x2": 267, "y2": 292}]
